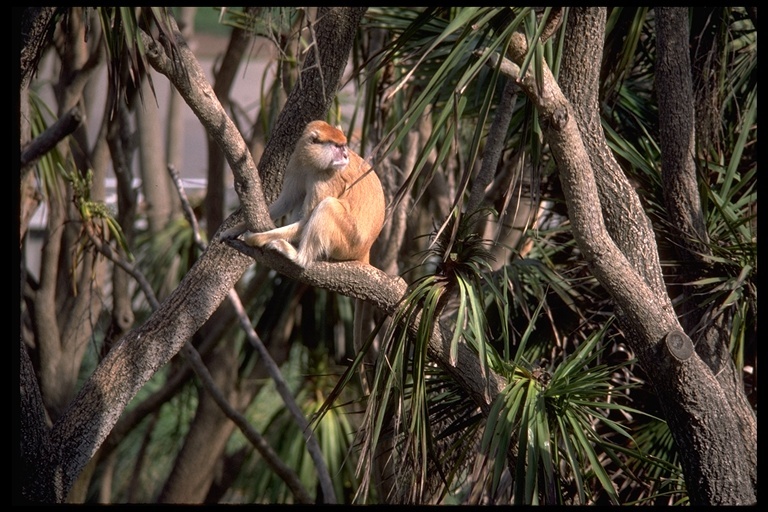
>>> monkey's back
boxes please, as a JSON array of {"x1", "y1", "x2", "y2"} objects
[{"x1": 337, "y1": 153, "x2": 386, "y2": 263}]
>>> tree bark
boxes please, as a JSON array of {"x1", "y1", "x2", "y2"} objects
[
  {"x1": 20, "y1": 7, "x2": 60, "y2": 91},
  {"x1": 18, "y1": 339, "x2": 51, "y2": 504},
  {"x1": 559, "y1": 9, "x2": 667, "y2": 299},
  {"x1": 656, "y1": 8, "x2": 710, "y2": 262}
]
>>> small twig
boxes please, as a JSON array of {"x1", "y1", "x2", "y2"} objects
[
  {"x1": 179, "y1": 343, "x2": 313, "y2": 504},
  {"x1": 167, "y1": 164, "x2": 204, "y2": 249},
  {"x1": 84, "y1": 225, "x2": 160, "y2": 310}
]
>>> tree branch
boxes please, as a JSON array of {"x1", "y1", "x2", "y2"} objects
[
  {"x1": 140, "y1": 18, "x2": 270, "y2": 234},
  {"x1": 487, "y1": 33, "x2": 677, "y2": 348},
  {"x1": 169, "y1": 164, "x2": 336, "y2": 503},
  {"x1": 20, "y1": 106, "x2": 84, "y2": 172},
  {"x1": 465, "y1": 77, "x2": 518, "y2": 217},
  {"x1": 229, "y1": 240, "x2": 506, "y2": 413}
]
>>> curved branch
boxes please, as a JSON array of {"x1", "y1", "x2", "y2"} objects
[
  {"x1": 490, "y1": 33, "x2": 677, "y2": 348},
  {"x1": 140, "y1": 19, "x2": 271, "y2": 233},
  {"x1": 466, "y1": 78, "x2": 518, "y2": 217},
  {"x1": 558, "y1": 8, "x2": 668, "y2": 299}
]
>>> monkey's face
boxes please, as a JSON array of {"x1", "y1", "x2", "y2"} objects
[
  {"x1": 303, "y1": 121, "x2": 351, "y2": 171},
  {"x1": 326, "y1": 142, "x2": 350, "y2": 170},
  {"x1": 304, "y1": 139, "x2": 349, "y2": 171}
]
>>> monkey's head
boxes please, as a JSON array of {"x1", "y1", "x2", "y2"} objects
[{"x1": 301, "y1": 120, "x2": 350, "y2": 172}]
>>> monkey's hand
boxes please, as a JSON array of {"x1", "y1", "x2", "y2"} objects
[{"x1": 217, "y1": 221, "x2": 247, "y2": 242}]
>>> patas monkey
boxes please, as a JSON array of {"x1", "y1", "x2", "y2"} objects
[{"x1": 220, "y1": 120, "x2": 385, "y2": 268}]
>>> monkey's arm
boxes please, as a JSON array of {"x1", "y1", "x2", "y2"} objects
[
  {"x1": 219, "y1": 217, "x2": 301, "y2": 242},
  {"x1": 269, "y1": 189, "x2": 303, "y2": 221},
  {"x1": 217, "y1": 220, "x2": 249, "y2": 241},
  {"x1": 268, "y1": 165, "x2": 305, "y2": 221},
  {"x1": 218, "y1": 172, "x2": 303, "y2": 242}
]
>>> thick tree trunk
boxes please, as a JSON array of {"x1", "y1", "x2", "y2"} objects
[
  {"x1": 559, "y1": 10, "x2": 667, "y2": 299},
  {"x1": 654, "y1": 6, "x2": 757, "y2": 496},
  {"x1": 523, "y1": 7, "x2": 756, "y2": 505}
]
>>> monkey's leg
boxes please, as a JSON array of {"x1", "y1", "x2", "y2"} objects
[
  {"x1": 221, "y1": 221, "x2": 304, "y2": 261},
  {"x1": 261, "y1": 239, "x2": 299, "y2": 261},
  {"x1": 296, "y1": 198, "x2": 361, "y2": 267}
]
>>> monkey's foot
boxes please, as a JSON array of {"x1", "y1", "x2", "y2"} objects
[{"x1": 217, "y1": 224, "x2": 245, "y2": 242}]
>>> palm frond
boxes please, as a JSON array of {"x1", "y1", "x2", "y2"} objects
[
  {"x1": 97, "y1": 7, "x2": 179, "y2": 117},
  {"x1": 26, "y1": 91, "x2": 71, "y2": 204},
  {"x1": 477, "y1": 322, "x2": 658, "y2": 504}
]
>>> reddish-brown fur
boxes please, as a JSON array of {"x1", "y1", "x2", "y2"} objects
[{"x1": 221, "y1": 120, "x2": 385, "y2": 267}]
